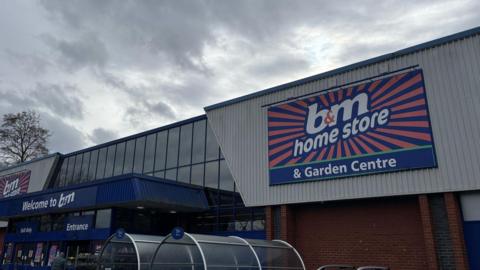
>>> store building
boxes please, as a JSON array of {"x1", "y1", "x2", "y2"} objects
[
  {"x1": 0, "y1": 115, "x2": 265, "y2": 270},
  {"x1": 1, "y1": 26, "x2": 480, "y2": 270}
]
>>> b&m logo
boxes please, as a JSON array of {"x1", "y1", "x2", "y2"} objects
[
  {"x1": 267, "y1": 69, "x2": 437, "y2": 185},
  {"x1": 0, "y1": 171, "x2": 30, "y2": 198}
]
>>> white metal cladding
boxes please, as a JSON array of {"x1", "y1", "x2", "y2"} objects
[
  {"x1": 460, "y1": 192, "x2": 480, "y2": 221},
  {"x1": 206, "y1": 34, "x2": 480, "y2": 206},
  {"x1": 0, "y1": 154, "x2": 60, "y2": 193}
]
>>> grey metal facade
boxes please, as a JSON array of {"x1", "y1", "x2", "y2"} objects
[{"x1": 205, "y1": 30, "x2": 480, "y2": 206}]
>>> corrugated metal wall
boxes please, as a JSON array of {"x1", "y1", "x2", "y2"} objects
[{"x1": 206, "y1": 34, "x2": 480, "y2": 207}]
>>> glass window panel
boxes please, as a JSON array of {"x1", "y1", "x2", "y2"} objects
[
  {"x1": 179, "y1": 124, "x2": 192, "y2": 166},
  {"x1": 253, "y1": 208, "x2": 266, "y2": 231},
  {"x1": 219, "y1": 191, "x2": 234, "y2": 206},
  {"x1": 235, "y1": 208, "x2": 252, "y2": 231},
  {"x1": 104, "y1": 145, "x2": 116, "y2": 178},
  {"x1": 192, "y1": 120, "x2": 206, "y2": 164},
  {"x1": 143, "y1": 134, "x2": 156, "y2": 173},
  {"x1": 113, "y1": 142, "x2": 125, "y2": 176},
  {"x1": 206, "y1": 123, "x2": 219, "y2": 161},
  {"x1": 166, "y1": 128, "x2": 179, "y2": 168},
  {"x1": 133, "y1": 136, "x2": 146, "y2": 173},
  {"x1": 73, "y1": 154, "x2": 83, "y2": 184},
  {"x1": 177, "y1": 166, "x2": 190, "y2": 184},
  {"x1": 88, "y1": 150, "x2": 98, "y2": 181},
  {"x1": 154, "y1": 170, "x2": 165, "y2": 179},
  {"x1": 65, "y1": 156, "x2": 75, "y2": 185},
  {"x1": 219, "y1": 160, "x2": 234, "y2": 191},
  {"x1": 80, "y1": 151, "x2": 90, "y2": 183},
  {"x1": 218, "y1": 209, "x2": 235, "y2": 231},
  {"x1": 57, "y1": 158, "x2": 68, "y2": 187},
  {"x1": 154, "y1": 131, "x2": 168, "y2": 171},
  {"x1": 123, "y1": 140, "x2": 135, "y2": 174},
  {"x1": 165, "y1": 169, "x2": 177, "y2": 181},
  {"x1": 191, "y1": 163, "x2": 204, "y2": 186},
  {"x1": 205, "y1": 161, "x2": 219, "y2": 189},
  {"x1": 96, "y1": 148, "x2": 107, "y2": 179},
  {"x1": 205, "y1": 189, "x2": 219, "y2": 205},
  {"x1": 95, "y1": 209, "x2": 111, "y2": 229}
]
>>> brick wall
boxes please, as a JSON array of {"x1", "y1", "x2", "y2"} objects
[
  {"x1": 429, "y1": 194, "x2": 456, "y2": 269},
  {"x1": 287, "y1": 196, "x2": 429, "y2": 270},
  {"x1": 444, "y1": 193, "x2": 469, "y2": 270},
  {"x1": 418, "y1": 195, "x2": 439, "y2": 270}
]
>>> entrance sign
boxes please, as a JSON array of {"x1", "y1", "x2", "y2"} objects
[
  {"x1": 115, "y1": 228, "x2": 126, "y2": 239},
  {"x1": 65, "y1": 215, "x2": 94, "y2": 232},
  {"x1": 267, "y1": 69, "x2": 437, "y2": 185},
  {"x1": 171, "y1": 227, "x2": 184, "y2": 240},
  {"x1": 0, "y1": 170, "x2": 30, "y2": 198}
]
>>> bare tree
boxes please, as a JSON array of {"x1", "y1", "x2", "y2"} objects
[{"x1": 0, "y1": 111, "x2": 50, "y2": 164}]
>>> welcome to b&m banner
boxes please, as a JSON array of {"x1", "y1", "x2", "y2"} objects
[{"x1": 267, "y1": 69, "x2": 437, "y2": 185}]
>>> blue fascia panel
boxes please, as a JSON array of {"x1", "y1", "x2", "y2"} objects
[
  {"x1": 4, "y1": 228, "x2": 111, "y2": 243},
  {"x1": 204, "y1": 26, "x2": 480, "y2": 111},
  {"x1": 464, "y1": 220, "x2": 480, "y2": 270},
  {"x1": 0, "y1": 174, "x2": 208, "y2": 218}
]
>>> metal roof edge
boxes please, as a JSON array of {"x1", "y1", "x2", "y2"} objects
[
  {"x1": 0, "y1": 153, "x2": 61, "y2": 174},
  {"x1": 204, "y1": 25, "x2": 480, "y2": 111}
]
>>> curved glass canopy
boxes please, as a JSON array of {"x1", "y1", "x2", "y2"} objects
[{"x1": 98, "y1": 233, "x2": 305, "y2": 270}]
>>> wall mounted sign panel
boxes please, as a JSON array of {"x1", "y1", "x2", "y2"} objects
[
  {"x1": 267, "y1": 69, "x2": 437, "y2": 185},
  {"x1": 0, "y1": 170, "x2": 31, "y2": 198}
]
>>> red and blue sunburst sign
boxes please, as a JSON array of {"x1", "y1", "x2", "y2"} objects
[
  {"x1": 267, "y1": 69, "x2": 437, "y2": 185},
  {"x1": 0, "y1": 170, "x2": 31, "y2": 198}
]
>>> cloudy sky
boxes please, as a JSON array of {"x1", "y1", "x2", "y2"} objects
[{"x1": 0, "y1": 0, "x2": 478, "y2": 154}]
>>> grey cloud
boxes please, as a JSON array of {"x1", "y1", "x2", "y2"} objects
[
  {"x1": 147, "y1": 101, "x2": 176, "y2": 120},
  {"x1": 247, "y1": 53, "x2": 310, "y2": 78},
  {"x1": 4, "y1": 49, "x2": 52, "y2": 75},
  {"x1": 0, "y1": 83, "x2": 84, "y2": 120},
  {"x1": 41, "y1": 113, "x2": 88, "y2": 153},
  {"x1": 333, "y1": 42, "x2": 404, "y2": 65},
  {"x1": 40, "y1": 0, "x2": 213, "y2": 73},
  {"x1": 31, "y1": 83, "x2": 85, "y2": 119},
  {"x1": 89, "y1": 128, "x2": 118, "y2": 144},
  {"x1": 40, "y1": 33, "x2": 108, "y2": 72},
  {"x1": 124, "y1": 100, "x2": 177, "y2": 129}
]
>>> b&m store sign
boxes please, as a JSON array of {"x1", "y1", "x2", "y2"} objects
[
  {"x1": 267, "y1": 69, "x2": 437, "y2": 185},
  {"x1": 0, "y1": 170, "x2": 30, "y2": 198}
]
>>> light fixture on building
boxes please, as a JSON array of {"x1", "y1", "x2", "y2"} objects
[
  {"x1": 137, "y1": 206, "x2": 145, "y2": 210},
  {"x1": 169, "y1": 210, "x2": 177, "y2": 214}
]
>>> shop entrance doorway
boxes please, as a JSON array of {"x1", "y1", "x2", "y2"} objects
[{"x1": 65, "y1": 241, "x2": 96, "y2": 270}]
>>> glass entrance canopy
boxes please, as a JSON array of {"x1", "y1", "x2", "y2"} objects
[{"x1": 98, "y1": 233, "x2": 305, "y2": 270}]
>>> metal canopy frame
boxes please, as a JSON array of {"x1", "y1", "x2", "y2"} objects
[{"x1": 98, "y1": 233, "x2": 306, "y2": 270}]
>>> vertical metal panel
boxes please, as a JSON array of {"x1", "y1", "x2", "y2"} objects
[{"x1": 206, "y1": 34, "x2": 480, "y2": 206}]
